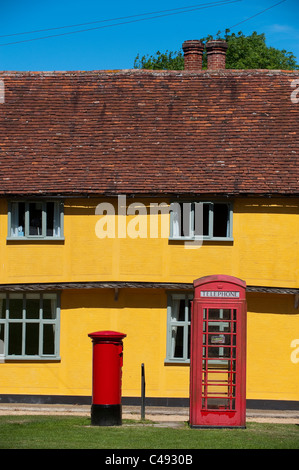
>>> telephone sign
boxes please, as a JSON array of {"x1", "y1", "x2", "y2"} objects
[
  {"x1": 200, "y1": 291, "x2": 240, "y2": 298},
  {"x1": 190, "y1": 275, "x2": 247, "y2": 428}
]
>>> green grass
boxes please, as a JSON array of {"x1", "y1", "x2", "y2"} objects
[{"x1": 0, "y1": 415, "x2": 298, "y2": 449}]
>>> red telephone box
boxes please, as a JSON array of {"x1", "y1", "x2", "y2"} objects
[
  {"x1": 190, "y1": 275, "x2": 247, "y2": 428},
  {"x1": 88, "y1": 330, "x2": 126, "y2": 426}
]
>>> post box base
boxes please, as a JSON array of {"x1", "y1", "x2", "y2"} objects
[{"x1": 91, "y1": 404, "x2": 122, "y2": 426}]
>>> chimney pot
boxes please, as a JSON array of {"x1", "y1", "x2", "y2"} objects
[
  {"x1": 206, "y1": 40, "x2": 228, "y2": 70},
  {"x1": 182, "y1": 40, "x2": 204, "y2": 71}
]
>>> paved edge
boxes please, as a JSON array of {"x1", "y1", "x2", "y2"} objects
[{"x1": 0, "y1": 404, "x2": 298, "y2": 423}]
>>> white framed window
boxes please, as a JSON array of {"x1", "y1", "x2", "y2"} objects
[
  {"x1": 169, "y1": 202, "x2": 233, "y2": 241},
  {"x1": 7, "y1": 200, "x2": 64, "y2": 240},
  {"x1": 0, "y1": 292, "x2": 60, "y2": 360},
  {"x1": 165, "y1": 293, "x2": 193, "y2": 363}
]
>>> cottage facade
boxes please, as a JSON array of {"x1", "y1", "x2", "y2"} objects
[{"x1": 0, "y1": 40, "x2": 298, "y2": 408}]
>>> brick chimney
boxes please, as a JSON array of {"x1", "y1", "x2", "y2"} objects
[
  {"x1": 182, "y1": 40, "x2": 204, "y2": 71},
  {"x1": 206, "y1": 40, "x2": 228, "y2": 70}
]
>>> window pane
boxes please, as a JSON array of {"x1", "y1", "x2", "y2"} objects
[
  {"x1": 171, "y1": 299, "x2": 185, "y2": 322},
  {"x1": 18, "y1": 203, "x2": 26, "y2": 236},
  {"x1": 171, "y1": 203, "x2": 181, "y2": 237},
  {"x1": 203, "y1": 204, "x2": 209, "y2": 236},
  {"x1": 11, "y1": 202, "x2": 25, "y2": 237},
  {"x1": 0, "y1": 295, "x2": 6, "y2": 319},
  {"x1": 8, "y1": 323, "x2": 22, "y2": 355},
  {"x1": 178, "y1": 299, "x2": 185, "y2": 321},
  {"x1": 172, "y1": 326, "x2": 184, "y2": 358},
  {"x1": 43, "y1": 295, "x2": 57, "y2": 319},
  {"x1": 188, "y1": 299, "x2": 192, "y2": 322},
  {"x1": 9, "y1": 294, "x2": 23, "y2": 319},
  {"x1": 213, "y1": 204, "x2": 229, "y2": 237},
  {"x1": 208, "y1": 333, "x2": 231, "y2": 348},
  {"x1": 46, "y1": 202, "x2": 61, "y2": 238},
  {"x1": 0, "y1": 323, "x2": 4, "y2": 355},
  {"x1": 171, "y1": 203, "x2": 191, "y2": 238},
  {"x1": 26, "y1": 294, "x2": 40, "y2": 319},
  {"x1": 207, "y1": 344, "x2": 226, "y2": 358},
  {"x1": 209, "y1": 322, "x2": 231, "y2": 333},
  {"x1": 29, "y1": 202, "x2": 43, "y2": 236},
  {"x1": 182, "y1": 203, "x2": 191, "y2": 237},
  {"x1": 43, "y1": 324, "x2": 55, "y2": 355},
  {"x1": 208, "y1": 308, "x2": 231, "y2": 320},
  {"x1": 25, "y1": 323, "x2": 39, "y2": 355},
  {"x1": 204, "y1": 398, "x2": 231, "y2": 410},
  {"x1": 46, "y1": 202, "x2": 54, "y2": 236}
]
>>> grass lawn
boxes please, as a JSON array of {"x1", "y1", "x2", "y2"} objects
[{"x1": 0, "y1": 415, "x2": 298, "y2": 449}]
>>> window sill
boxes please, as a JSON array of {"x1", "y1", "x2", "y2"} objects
[
  {"x1": 169, "y1": 237, "x2": 233, "y2": 242},
  {"x1": 164, "y1": 359, "x2": 190, "y2": 365},
  {"x1": 6, "y1": 237, "x2": 65, "y2": 242},
  {"x1": 0, "y1": 356, "x2": 61, "y2": 362}
]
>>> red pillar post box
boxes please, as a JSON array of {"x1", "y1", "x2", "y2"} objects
[
  {"x1": 190, "y1": 275, "x2": 247, "y2": 428},
  {"x1": 88, "y1": 330, "x2": 126, "y2": 426}
]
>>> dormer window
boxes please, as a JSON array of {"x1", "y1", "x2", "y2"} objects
[{"x1": 8, "y1": 200, "x2": 64, "y2": 240}]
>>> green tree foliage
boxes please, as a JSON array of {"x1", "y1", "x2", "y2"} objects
[{"x1": 134, "y1": 30, "x2": 299, "y2": 70}]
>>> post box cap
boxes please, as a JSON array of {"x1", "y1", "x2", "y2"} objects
[{"x1": 88, "y1": 330, "x2": 127, "y2": 342}]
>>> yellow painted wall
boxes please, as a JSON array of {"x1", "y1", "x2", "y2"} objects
[
  {"x1": 247, "y1": 293, "x2": 299, "y2": 402},
  {"x1": 0, "y1": 197, "x2": 298, "y2": 288},
  {"x1": 0, "y1": 196, "x2": 298, "y2": 402},
  {"x1": 1, "y1": 289, "x2": 299, "y2": 403}
]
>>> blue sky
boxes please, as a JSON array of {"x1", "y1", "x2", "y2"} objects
[{"x1": 0, "y1": 0, "x2": 298, "y2": 70}]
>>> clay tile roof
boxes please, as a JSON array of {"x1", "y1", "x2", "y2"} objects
[{"x1": 0, "y1": 68, "x2": 298, "y2": 196}]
